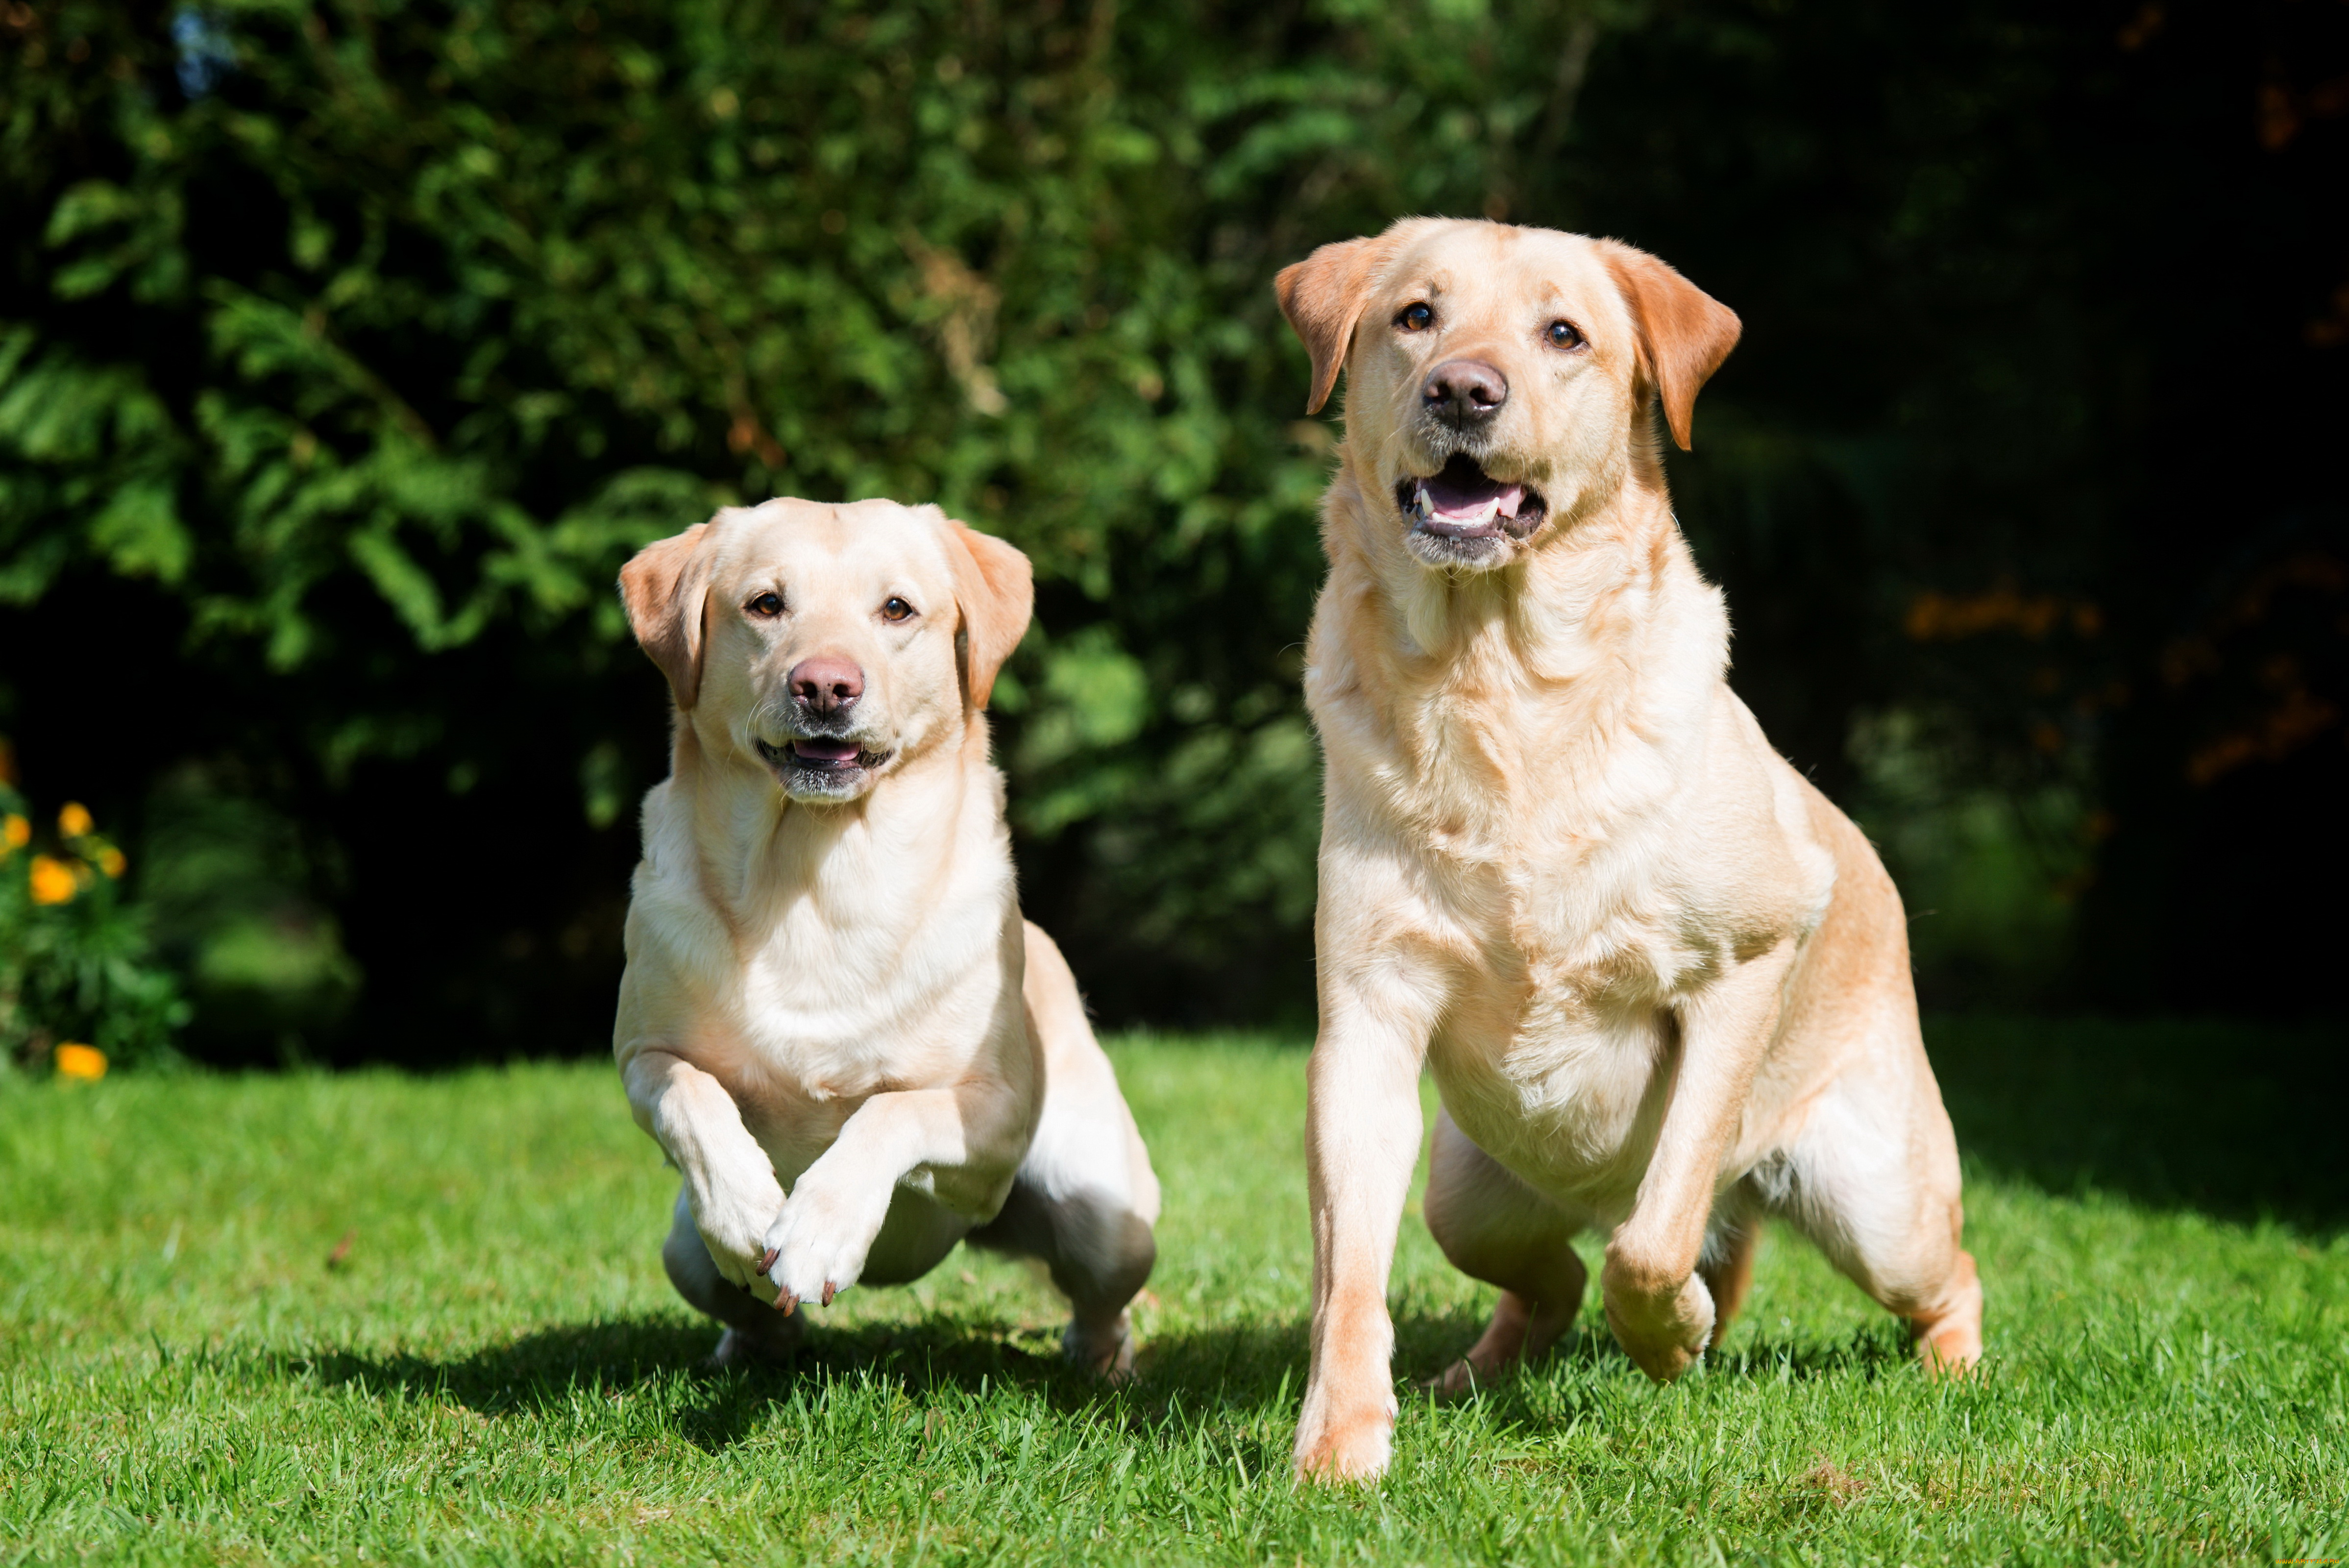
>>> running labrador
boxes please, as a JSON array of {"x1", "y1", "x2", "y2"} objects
[
  {"x1": 613, "y1": 498, "x2": 1159, "y2": 1373},
  {"x1": 1276, "y1": 220, "x2": 1982, "y2": 1481}
]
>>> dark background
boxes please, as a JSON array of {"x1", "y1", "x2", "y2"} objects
[{"x1": 2, "y1": 0, "x2": 2343, "y2": 1066}]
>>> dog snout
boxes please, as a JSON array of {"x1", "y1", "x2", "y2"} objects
[
  {"x1": 788, "y1": 655, "x2": 864, "y2": 717},
  {"x1": 1422, "y1": 359, "x2": 1509, "y2": 426}
]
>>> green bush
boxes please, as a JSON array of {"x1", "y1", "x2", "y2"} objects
[
  {"x1": 3, "y1": 0, "x2": 1616, "y2": 1037},
  {"x1": 2, "y1": 0, "x2": 2340, "y2": 1051},
  {"x1": 0, "y1": 745, "x2": 188, "y2": 1073}
]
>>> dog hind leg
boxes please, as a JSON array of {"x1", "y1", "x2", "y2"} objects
[
  {"x1": 1421, "y1": 1109, "x2": 1590, "y2": 1397},
  {"x1": 976, "y1": 925, "x2": 1161, "y2": 1375},
  {"x1": 967, "y1": 1173, "x2": 1156, "y2": 1373},
  {"x1": 1762, "y1": 1065, "x2": 1982, "y2": 1374}
]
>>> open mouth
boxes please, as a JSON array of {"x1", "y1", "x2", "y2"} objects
[
  {"x1": 1395, "y1": 454, "x2": 1548, "y2": 542},
  {"x1": 754, "y1": 736, "x2": 891, "y2": 776}
]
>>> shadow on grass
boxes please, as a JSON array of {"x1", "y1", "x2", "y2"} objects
[
  {"x1": 1925, "y1": 1015, "x2": 2349, "y2": 1231},
  {"x1": 289, "y1": 1311, "x2": 1142, "y2": 1452},
  {"x1": 278, "y1": 1301, "x2": 1914, "y2": 1456}
]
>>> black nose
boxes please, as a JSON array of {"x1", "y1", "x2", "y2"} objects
[
  {"x1": 789, "y1": 655, "x2": 864, "y2": 716},
  {"x1": 1422, "y1": 359, "x2": 1509, "y2": 424}
]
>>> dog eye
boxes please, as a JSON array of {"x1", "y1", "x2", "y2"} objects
[
  {"x1": 746, "y1": 592, "x2": 784, "y2": 617},
  {"x1": 1545, "y1": 319, "x2": 1584, "y2": 350},
  {"x1": 1396, "y1": 302, "x2": 1434, "y2": 332},
  {"x1": 881, "y1": 597, "x2": 915, "y2": 623}
]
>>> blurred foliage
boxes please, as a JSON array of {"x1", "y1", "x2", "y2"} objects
[
  {"x1": 1844, "y1": 707, "x2": 2091, "y2": 1004},
  {"x1": 0, "y1": 0, "x2": 2341, "y2": 1059},
  {"x1": 0, "y1": 741, "x2": 188, "y2": 1071},
  {"x1": 138, "y1": 762, "x2": 361, "y2": 1061}
]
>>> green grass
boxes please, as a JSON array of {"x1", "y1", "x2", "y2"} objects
[{"x1": 3, "y1": 1021, "x2": 2344, "y2": 1565}]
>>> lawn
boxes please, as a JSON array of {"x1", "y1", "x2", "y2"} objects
[{"x1": 2, "y1": 1020, "x2": 2343, "y2": 1566}]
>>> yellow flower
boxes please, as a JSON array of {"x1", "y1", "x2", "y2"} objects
[
  {"x1": 54, "y1": 1043, "x2": 108, "y2": 1081},
  {"x1": 29, "y1": 854, "x2": 77, "y2": 905},
  {"x1": 58, "y1": 802, "x2": 93, "y2": 838},
  {"x1": 2, "y1": 814, "x2": 26, "y2": 851},
  {"x1": 98, "y1": 846, "x2": 127, "y2": 878}
]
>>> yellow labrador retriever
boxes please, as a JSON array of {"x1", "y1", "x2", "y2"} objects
[
  {"x1": 1275, "y1": 219, "x2": 1982, "y2": 1481},
  {"x1": 613, "y1": 498, "x2": 1160, "y2": 1373}
]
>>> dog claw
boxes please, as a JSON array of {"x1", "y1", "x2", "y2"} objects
[
  {"x1": 821, "y1": 1281, "x2": 836, "y2": 1307},
  {"x1": 759, "y1": 1248, "x2": 779, "y2": 1274},
  {"x1": 777, "y1": 1289, "x2": 797, "y2": 1316}
]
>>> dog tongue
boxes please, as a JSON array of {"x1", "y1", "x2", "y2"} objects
[
  {"x1": 1420, "y1": 455, "x2": 1527, "y2": 521},
  {"x1": 791, "y1": 739, "x2": 858, "y2": 762}
]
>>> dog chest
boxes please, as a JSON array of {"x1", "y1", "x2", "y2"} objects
[
  {"x1": 1412, "y1": 809, "x2": 1770, "y2": 1205},
  {"x1": 1430, "y1": 994, "x2": 1675, "y2": 1212}
]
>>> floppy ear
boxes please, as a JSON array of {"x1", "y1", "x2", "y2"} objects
[
  {"x1": 1275, "y1": 236, "x2": 1387, "y2": 416},
  {"x1": 1595, "y1": 240, "x2": 1742, "y2": 451},
  {"x1": 618, "y1": 522, "x2": 715, "y2": 709},
  {"x1": 941, "y1": 517, "x2": 1033, "y2": 711}
]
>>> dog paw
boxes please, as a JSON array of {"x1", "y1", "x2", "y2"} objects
[
  {"x1": 706, "y1": 1315, "x2": 804, "y2": 1371},
  {"x1": 1601, "y1": 1260, "x2": 1715, "y2": 1384},
  {"x1": 760, "y1": 1176, "x2": 891, "y2": 1313},
  {"x1": 691, "y1": 1175, "x2": 787, "y2": 1301},
  {"x1": 1292, "y1": 1382, "x2": 1399, "y2": 1484},
  {"x1": 1292, "y1": 1414, "x2": 1395, "y2": 1484},
  {"x1": 1063, "y1": 1313, "x2": 1136, "y2": 1379},
  {"x1": 1910, "y1": 1254, "x2": 1984, "y2": 1376},
  {"x1": 1419, "y1": 1357, "x2": 1487, "y2": 1402}
]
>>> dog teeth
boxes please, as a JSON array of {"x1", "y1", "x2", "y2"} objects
[{"x1": 1409, "y1": 480, "x2": 1509, "y2": 528}]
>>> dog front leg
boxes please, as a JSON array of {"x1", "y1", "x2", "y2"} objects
[
  {"x1": 1604, "y1": 939, "x2": 1795, "y2": 1382},
  {"x1": 760, "y1": 1078, "x2": 1024, "y2": 1313},
  {"x1": 623, "y1": 1049, "x2": 786, "y2": 1301},
  {"x1": 1293, "y1": 975, "x2": 1440, "y2": 1485}
]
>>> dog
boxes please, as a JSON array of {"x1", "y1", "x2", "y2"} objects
[
  {"x1": 1273, "y1": 219, "x2": 1983, "y2": 1481},
  {"x1": 612, "y1": 497, "x2": 1160, "y2": 1373}
]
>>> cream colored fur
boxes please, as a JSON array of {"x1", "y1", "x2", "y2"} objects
[
  {"x1": 612, "y1": 498, "x2": 1159, "y2": 1372},
  {"x1": 1276, "y1": 220, "x2": 1982, "y2": 1482}
]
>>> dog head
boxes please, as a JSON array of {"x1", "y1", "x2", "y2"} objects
[
  {"x1": 619, "y1": 498, "x2": 1033, "y2": 805},
  {"x1": 1276, "y1": 219, "x2": 1739, "y2": 572}
]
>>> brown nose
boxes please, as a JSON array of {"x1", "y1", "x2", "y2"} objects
[
  {"x1": 1422, "y1": 359, "x2": 1509, "y2": 423},
  {"x1": 788, "y1": 655, "x2": 864, "y2": 715}
]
